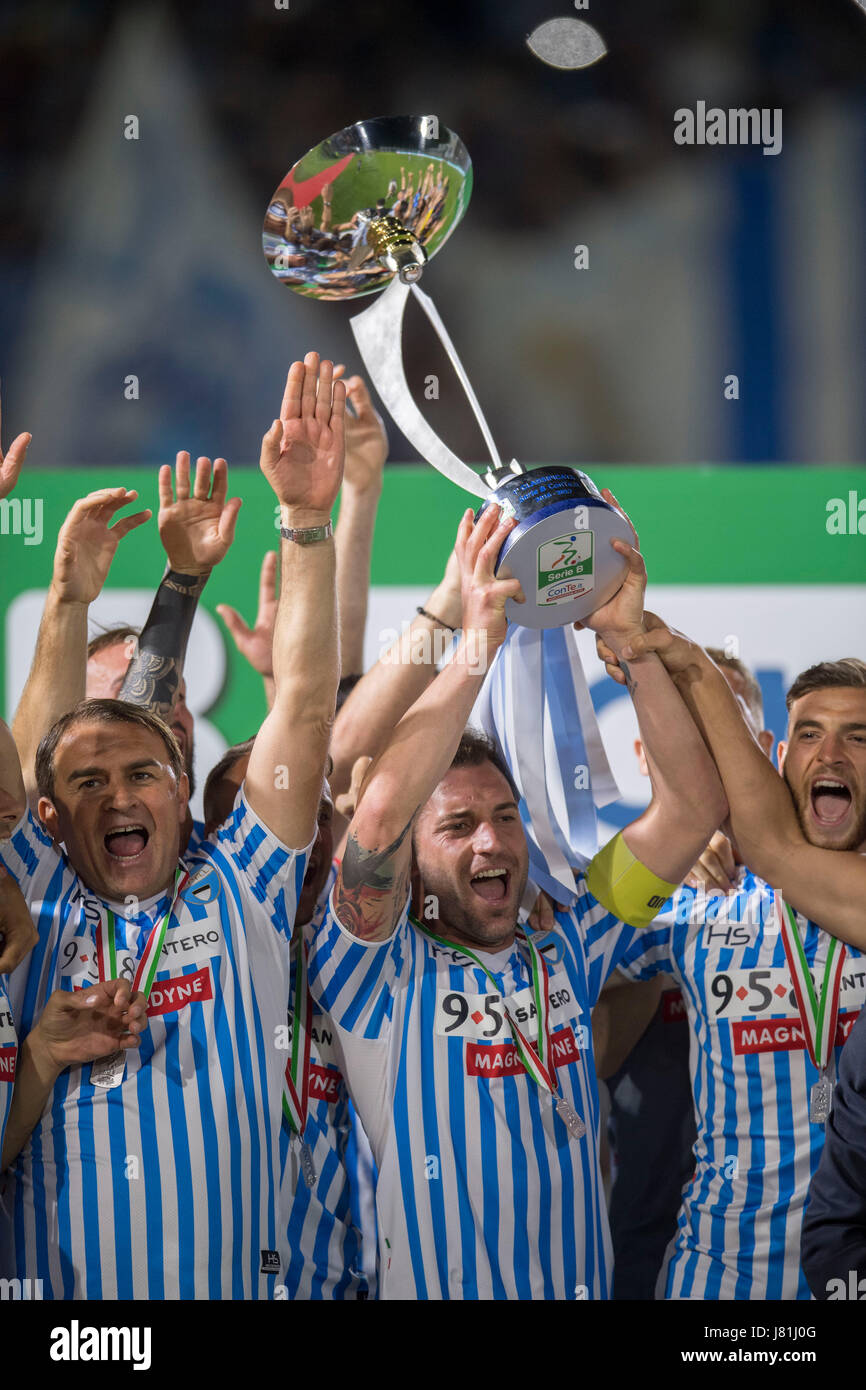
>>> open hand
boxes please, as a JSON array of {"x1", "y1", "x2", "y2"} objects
[
  {"x1": 52, "y1": 488, "x2": 151, "y2": 605},
  {"x1": 261, "y1": 352, "x2": 346, "y2": 520},
  {"x1": 216, "y1": 550, "x2": 278, "y2": 679},
  {"x1": 158, "y1": 453, "x2": 242, "y2": 576},
  {"x1": 342, "y1": 375, "x2": 387, "y2": 493}
]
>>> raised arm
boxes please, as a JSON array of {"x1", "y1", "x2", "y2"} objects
[
  {"x1": 244, "y1": 352, "x2": 345, "y2": 849},
  {"x1": 334, "y1": 505, "x2": 521, "y2": 941},
  {"x1": 334, "y1": 375, "x2": 388, "y2": 677},
  {"x1": 580, "y1": 498, "x2": 727, "y2": 887},
  {"x1": 12, "y1": 489, "x2": 150, "y2": 798},
  {"x1": 0, "y1": 414, "x2": 29, "y2": 826},
  {"x1": 611, "y1": 624, "x2": 866, "y2": 946},
  {"x1": 119, "y1": 453, "x2": 241, "y2": 718},
  {"x1": 328, "y1": 546, "x2": 463, "y2": 802},
  {"x1": 214, "y1": 374, "x2": 385, "y2": 715}
]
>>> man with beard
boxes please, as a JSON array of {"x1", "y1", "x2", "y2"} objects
[
  {"x1": 0, "y1": 352, "x2": 345, "y2": 1298},
  {"x1": 308, "y1": 503, "x2": 727, "y2": 1299},
  {"x1": 597, "y1": 627, "x2": 866, "y2": 1297}
]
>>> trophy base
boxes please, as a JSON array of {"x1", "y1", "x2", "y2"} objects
[{"x1": 475, "y1": 466, "x2": 635, "y2": 630}]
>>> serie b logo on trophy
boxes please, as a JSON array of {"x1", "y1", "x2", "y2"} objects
[{"x1": 262, "y1": 114, "x2": 634, "y2": 629}]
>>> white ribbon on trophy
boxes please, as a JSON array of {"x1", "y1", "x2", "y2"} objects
[{"x1": 350, "y1": 274, "x2": 621, "y2": 895}]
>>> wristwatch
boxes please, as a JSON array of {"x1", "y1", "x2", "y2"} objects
[{"x1": 279, "y1": 521, "x2": 333, "y2": 545}]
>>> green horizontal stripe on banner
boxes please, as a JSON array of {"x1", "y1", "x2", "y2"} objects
[
  {"x1": 0, "y1": 465, "x2": 861, "y2": 590},
  {"x1": 1, "y1": 464, "x2": 862, "y2": 744}
]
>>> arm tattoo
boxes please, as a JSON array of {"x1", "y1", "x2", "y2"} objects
[
  {"x1": 338, "y1": 820, "x2": 415, "y2": 939},
  {"x1": 118, "y1": 568, "x2": 207, "y2": 717},
  {"x1": 120, "y1": 653, "x2": 183, "y2": 720},
  {"x1": 620, "y1": 659, "x2": 637, "y2": 697}
]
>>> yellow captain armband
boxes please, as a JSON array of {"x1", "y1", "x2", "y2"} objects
[{"x1": 584, "y1": 832, "x2": 678, "y2": 929}]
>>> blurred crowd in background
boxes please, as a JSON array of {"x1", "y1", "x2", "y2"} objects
[{"x1": 0, "y1": 0, "x2": 864, "y2": 470}]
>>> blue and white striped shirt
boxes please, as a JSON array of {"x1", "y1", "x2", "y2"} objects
[
  {"x1": 279, "y1": 931, "x2": 378, "y2": 1300},
  {"x1": 617, "y1": 869, "x2": 866, "y2": 1300},
  {"x1": 0, "y1": 977, "x2": 16, "y2": 1161},
  {"x1": 308, "y1": 885, "x2": 638, "y2": 1300},
  {"x1": 0, "y1": 787, "x2": 309, "y2": 1300}
]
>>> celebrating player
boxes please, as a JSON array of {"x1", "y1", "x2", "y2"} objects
[
  {"x1": 0, "y1": 352, "x2": 344, "y2": 1298},
  {"x1": 598, "y1": 623, "x2": 866, "y2": 1297},
  {"x1": 601, "y1": 625, "x2": 866, "y2": 940},
  {"x1": 308, "y1": 504, "x2": 727, "y2": 1299}
]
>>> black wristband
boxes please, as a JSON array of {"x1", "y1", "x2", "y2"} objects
[
  {"x1": 163, "y1": 568, "x2": 210, "y2": 598},
  {"x1": 416, "y1": 605, "x2": 457, "y2": 632}
]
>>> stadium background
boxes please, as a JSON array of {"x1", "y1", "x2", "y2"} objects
[{"x1": 0, "y1": 0, "x2": 864, "y2": 824}]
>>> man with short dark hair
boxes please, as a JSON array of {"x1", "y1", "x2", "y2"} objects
[
  {"x1": 601, "y1": 631, "x2": 866, "y2": 959},
  {"x1": 603, "y1": 651, "x2": 772, "y2": 1299},
  {"x1": 13, "y1": 452, "x2": 243, "y2": 859},
  {"x1": 85, "y1": 626, "x2": 197, "y2": 798},
  {"x1": 309, "y1": 503, "x2": 727, "y2": 1299},
  {"x1": 597, "y1": 629, "x2": 866, "y2": 1297},
  {"x1": 0, "y1": 352, "x2": 345, "y2": 1299},
  {"x1": 0, "y1": 409, "x2": 153, "y2": 1223}
]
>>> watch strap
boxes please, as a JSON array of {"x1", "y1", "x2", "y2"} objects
[{"x1": 279, "y1": 520, "x2": 333, "y2": 545}]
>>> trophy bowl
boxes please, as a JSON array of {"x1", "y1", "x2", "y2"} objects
[
  {"x1": 476, "y1": 465, "x2": 636, "y2": 629},
  {"x1": 263, "y1": 115, "x2": 472, "y2": 302}
]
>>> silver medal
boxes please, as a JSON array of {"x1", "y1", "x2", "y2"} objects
[
  {"x1": 809, "y1": 1073, "x2": 833, "y2": 1125},
  {"x1": 299, "y1": 1140, "x2": 317, "y2": 1187},
  {"x1": 90, "y1": 1049, "x2": 126, "y2": 1090},
  {"x1": 555, "y1": 1095, "x2": 586, "y2": 1141}
]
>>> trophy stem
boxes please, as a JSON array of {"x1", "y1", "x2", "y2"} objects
[
  {"x1": 409, "y1": 283, "x2": 503, "y2": 474},
  {"x1": 351, "y1": 276, "x2": 493, "y2": 499}
]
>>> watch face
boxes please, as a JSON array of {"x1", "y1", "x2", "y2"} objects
[{"x1": 263, "y1": 115, "x2": 472, "y2": 302}]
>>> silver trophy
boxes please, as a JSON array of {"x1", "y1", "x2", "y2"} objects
[{"x1": 262, "y1": 115, "x2": 633, "y2": 629}]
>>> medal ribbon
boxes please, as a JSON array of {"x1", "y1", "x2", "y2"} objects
[
  {"x1": 95, "y1": 866, "x2": 189, "y2": 1000},
  {"x1": 776, "y1": 892, "x2": 847, "y2": 1071},
  {"x1": 282, "y1": 935, "x2": 312, "y2": 1136},
  {"x1": 416, "y1": 919, "x2": 558, "y2": 1094}
]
